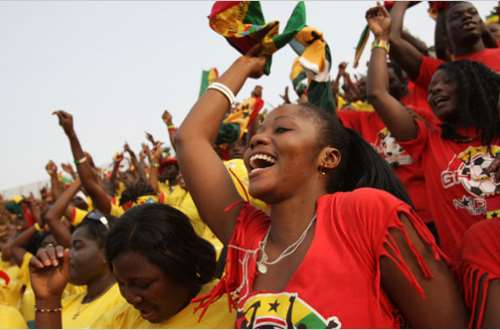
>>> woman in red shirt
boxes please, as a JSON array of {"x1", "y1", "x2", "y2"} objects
[
  {"x1": 175, "y1": 47, "x2": 466, "y2": 327},
  {"x1": 366, "y1": 5, "x2": 500, "y2": 266}
]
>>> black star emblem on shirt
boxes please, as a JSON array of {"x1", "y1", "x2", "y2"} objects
[{"x1": 268, "y1": 299, "x2": 280, "y2": 312}]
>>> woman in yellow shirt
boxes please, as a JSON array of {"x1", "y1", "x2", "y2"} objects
[
  {"x1": 29, "y1": 203, "x2": 234, "y2": 328},
  {"x1": 29, "y1": 211, "x2": 125, "y2": 328}
]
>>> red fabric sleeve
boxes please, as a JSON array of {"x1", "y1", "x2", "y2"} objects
[
  {"x1": 460, "y1": 220, "x2": 500, "y2": 328},
  {"x1": 333, "y1": 188, "x2": 446, "y2": 300},
  {"x1": 416, "y1": 56, "x2": 444, "y2": 91},
  {"x1": 398, "y1": 119, "x2": 431, "y2": 163},
  {"x1": 193, "y1": 203, "x2": 268, "y2": 319}
]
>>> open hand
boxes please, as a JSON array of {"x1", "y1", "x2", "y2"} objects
[
  {"x1": 61, "y1": 163, "x2": 75, "y2": 175},
  {"x1": 366, "y1": 4, "x2": 391, "y2": 39},
  {"x1": 45, "y1": 160, "x2": 58, "y2": 176}
]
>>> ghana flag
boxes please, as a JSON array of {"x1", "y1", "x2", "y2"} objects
[
  {"x1": 199, "y1": 68, "x2": 219, "y2": 97},
  {"x1": 208, "y1": 1, "x2": 306, "y2": 74},
  {"x1": 289, "y1": 26, "x2": 335, "y2": 112}
]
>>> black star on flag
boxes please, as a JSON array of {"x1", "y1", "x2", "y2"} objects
[{"x1": 268, "y1": 299, "x2": 280, "y2": 312}]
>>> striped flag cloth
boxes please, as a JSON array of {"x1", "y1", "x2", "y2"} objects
[
  {"x1": 208, "y1": 1, "x2": 306, "y2": 74},
  {"x1": 289, "y1": 26, "x2": 335, "y2": 112},
  {"x1": 199, "y1": 68, "x2": 219, "y2": 97}
]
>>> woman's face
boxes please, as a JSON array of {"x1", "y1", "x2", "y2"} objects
[
  {"x1": 69, "y1": 227, "x2": 107, "y2": 285},
  {"x1": 244, "y1": 105, "x2": 324, "y2": 203},
  {"x1": 428, "y1": 69, "x2": 459, "y2": 120},
  {"x1": 112, "y1": 250, "x2": 192, "y2": 324}
]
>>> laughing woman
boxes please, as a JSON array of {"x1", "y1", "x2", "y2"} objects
[
  {"x1": 364, "y1": 4, "x2": 500, "y2": 265},
  {"x1": 174, "y1": 53, "x2": 467, "y2": 327}
]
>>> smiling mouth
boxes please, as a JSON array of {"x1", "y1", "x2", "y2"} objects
[
  {"x1": 462, "y1": 21, "x2": 477, "y2": 30},
  {"x1": 248, "y1": 153, "x2": 277, "y2": 176},
  {"x1": 432, "y1": 96, "x2": 450, "y2": 109}
]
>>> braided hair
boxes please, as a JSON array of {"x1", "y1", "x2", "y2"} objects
[{"x1": 438, "y1": 60, "x2": 500, "y2": 145}]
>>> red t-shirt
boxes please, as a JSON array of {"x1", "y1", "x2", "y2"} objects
[
  {"x1": 338, "y1": 110, "x2": 432, "y2": 223},
  {"x1": 399, "y1": 120, "x2": 500, "y2": 264},
  {"x1": 195, "y1": 188, "x2": 445, "y2": 328},
  {"x1": 416, "y1": 48, "x2": 500, "y2": 91},
  {"x1": 460, "y1": 219, "x2": 500, "y2": 328}
]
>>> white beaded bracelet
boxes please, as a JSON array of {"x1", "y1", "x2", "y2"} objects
[{"x1": 207, "y1": 82, "x2": 236, "y2": 106}]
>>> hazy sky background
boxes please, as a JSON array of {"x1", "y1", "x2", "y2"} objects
[{"x1": 1, "y1": 1, "x2": 496, "y2": 193}]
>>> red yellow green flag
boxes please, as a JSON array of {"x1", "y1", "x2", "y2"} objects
[
  {"x1": 199, "y1": 68, "x2": 219, "y2": 97},
  {"x1": 208, "y1": 1, "x2": 306, "y2": 74}
]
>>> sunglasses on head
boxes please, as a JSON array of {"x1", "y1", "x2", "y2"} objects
[{"x1": 85, "y1": 211, "x2": 109, "y2": 230}]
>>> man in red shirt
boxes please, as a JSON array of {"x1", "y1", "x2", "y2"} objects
[{"x1": 389, "y1": 1, "x2": 500, "y2": 91}]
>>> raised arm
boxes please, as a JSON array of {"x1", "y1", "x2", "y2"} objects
[
  {"x1": 45, "y1": 161, "x2": 63, "y2": 201},
  {"x1": 161, "y1": 110, "x2": 177, "y2": 151},
  {"x1": 366, "y1": 5, "x2": 417, "y2": 141},
  {"x1": 389, "y1": 1, "x2": 424, "y2": 81},
  {"x1": 175, "y1": 55, "x2": 266, "y2": 244},
  {"x1": 147, "y1": 143, "x2": 164, "y2": 193},
  {"x1": 124, "y1": 143, "x2": 147, "y2": 181},
  {"x1": 53, "y1": 111, "x2": 112, "y2": 214},
  {"x1": 43, "y1": 179, "x2": 81, "y2": 248},
  {"x1": 2, "y1": 225, "x2": 36, "y2": 266}
]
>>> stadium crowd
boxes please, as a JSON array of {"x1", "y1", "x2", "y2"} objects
[{"x1": 1, "y1": 1, "x2": 500, "y2": 328}]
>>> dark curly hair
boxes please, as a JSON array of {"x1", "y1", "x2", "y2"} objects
[
  {"x1": 437, "y1": 60, "x2": 500, "y2": 145},
  {"x1": 105, "y1": 203, "x2": 216, "y2": 297},
  {"x1": 119, "y1": 179, "x2": 155, "y2": 206}
]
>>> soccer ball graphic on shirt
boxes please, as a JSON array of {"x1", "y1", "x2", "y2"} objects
[{"x1": 459, "y1": 155, "x2": 498, "y2": 197}]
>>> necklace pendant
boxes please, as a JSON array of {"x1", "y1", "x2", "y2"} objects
[{"x1": 257, "y1": 262, "x2": 268, "y2": 274}]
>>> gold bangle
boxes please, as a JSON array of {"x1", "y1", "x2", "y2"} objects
[
  {"x1": 35, "y1": 306, "x2": 62, "y2": 313},
  {"x1": 371, "y1": 39, "x2": 390, "y2": 53}
]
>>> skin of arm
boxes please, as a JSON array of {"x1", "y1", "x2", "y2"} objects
[
  {"x1": 162, "y1": 110, "x2": 177, "y2": 151},
  {"x1": 46, "y1": 161, "x2": 63, "y2": 201},
  {"x1": 380, "y1": 215, "x2": 468, "y2": 328},
  {"x1": 53, "y1": 111, "x2": 112, "y2": 214},
  {"x1": 2, "y1": 226, "x2": 36, "y2": 266},
  {"x1": 434, "y1": 11, "x2": 452, "y2": 61},
  {"x1": 175, "y1": 55, "x2": 266, "y2": 244},
  {"x1": 43, "y1": 179, "x2": 81, "y2": 248},
  {"x1": 147, "y1": 144, "x2": 163, "y2": 193},
  {"x1": 389, "y1": 1, "x2": 424, "y2": 81},
  {"x1": 366, "y1": 5, "x2": 418, "y2": 141},
  {"x1": 109, "y1": 154, "x2": 123, "y2": 196},
  {"x1": 124, "y1": 143, "x2": 148, "y2": 182}
]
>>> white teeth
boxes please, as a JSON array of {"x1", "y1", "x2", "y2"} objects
[{"x1": 249, "y1": 153, "x2": 276, "y2": 169}]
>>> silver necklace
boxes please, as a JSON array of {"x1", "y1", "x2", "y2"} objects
[{"x1": 256, "y1": 214, "x2": 317, "y2": 274}]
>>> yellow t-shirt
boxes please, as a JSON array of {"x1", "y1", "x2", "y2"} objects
[
  {"x1": 92, "y1": 282, "x2": 234, "y2": 328},
  {"x1": 0, "y1": 258, "x2": 22, "y2": 308},
  {"x1": 0, "y1": 304, "x2": 27, "y2": 329},
  {"x1": 62, "y1": 283, "x2": 126, "y2": 329}
]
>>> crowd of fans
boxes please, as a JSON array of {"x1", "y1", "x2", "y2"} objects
[{"x1": 1, "y1": 1, "x2": 500, "y2": 329}]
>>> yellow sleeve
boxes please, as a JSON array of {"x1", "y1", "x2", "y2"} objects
[
  {"x1": 17, "y1": 252, "x2": 32, "y2": 286},
  {"x1": 0, "y1": 304, "x2": 27, "y2": 329}
]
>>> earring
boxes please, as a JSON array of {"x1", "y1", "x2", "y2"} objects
[{"x1": 318, "y1": 166, "x2": 328, "y2": 175}]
